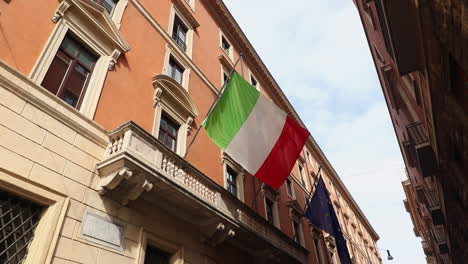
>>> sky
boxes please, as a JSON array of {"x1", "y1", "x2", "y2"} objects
[{"x1": 224, "y1": 0, "x2": 426, "y2": 263}]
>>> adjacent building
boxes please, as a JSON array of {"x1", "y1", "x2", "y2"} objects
[
  {"x1": 0, "y1": 0, "x2": 382, "y2": 263},
  {"x1": 355, "y1": 0, "x2": 467, "y2": 263}
]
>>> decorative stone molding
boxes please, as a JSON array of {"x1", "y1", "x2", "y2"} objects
[
  {"x1": 55, "y1": 0, "x2": 130, "y2": 53},
  {"x1": 202, "y1": 222, "x2": 235, "y2": 247},
  {"x1": 324, "y1": 234, "x2": 336, "y2": 251},
  {"x1": 186, "y1": 116, "x2": 193, "y2": 135},
  {"x1": 52, "y1": 1, "x2": 71, "y2": 23},
  {"x1": 287, "y1": 199, "x2": 304, "y2": 218},
  {"x1": 108, "y1": 49, "x2": 122, "y2": 71},
  {"x1": 152, "y1": 74, "x2": 199, "y2": 118},
  {"x1": 262, "y1": 183, "x2": 279, "y2": 201},
  {"x1": 97, "y1": 167, "x2": 133, "y2": 195},
  {"x1": 172, "y1": 0, "x2": 200, "y2": 28},
  {"x1": 152, "y1": 74, "x2": 199, "y2": 155},
  {"x1": 153, "y1": 87, "x2": 163, "y2": 107},
  {"x1": 97, "y1": 166, "x2": 153, "y2": 205}
]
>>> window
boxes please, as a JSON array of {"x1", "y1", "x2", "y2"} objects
[
  {"x1": 314, "y1": 237, "x2": 326, "y2": 264},
  {"x1": 286, "y1": 178, "x2": 293, "y2": 197},
  {"x1": 226, "y1": 167, "x2": 238, "y2": 197},
  {"x1": 250, "y1": 74, "x2": 258, "y2": 89},
  {"x1": 292, "y1": 219, "x2": 302, "y2": 244},
  {"x1": 93, "y1": 0, "x2": 119, "y2": 14},
  {"x1": 221, "y1": 35, "x2": 231, "y2": 54},
  {"x1": 172, "y1": 16, "x2": 188, "y2": 51},
  {"x1": 144, "y1": 245, "x2": 171, "y2": 264},
  {"x1": 41, "y1": 35, "x2": 98, "y2": 109},
  {"x1": 265, "y1": 197, "x2": 275, "y2": 225},
  {"x1": 158, "y1": 114, "x2": 179, "y2": 152},
  {"x1": 0, "y1": 190, "x2": 44, "y2": 264},
  {"x1": 306, "y1": 151, "x2": 313, "y2": 165},
  {"x1": 223, "y1": 72, "x2": 229, "y2": 85},
  {"x1": 168, "y1": 57, "x2": 184, "y2": 84},
  {"x1": 412, "y1": 77, "x2": 421, "y2": 106},
  {"x1": 299, "y1": 164, "x2": 306, "y2": 187}
]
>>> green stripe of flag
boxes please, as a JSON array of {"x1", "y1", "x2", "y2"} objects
[{"x1": 203, "y1": 71, "x2": 260, "y2": 150}]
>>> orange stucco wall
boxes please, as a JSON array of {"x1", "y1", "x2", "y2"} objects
[{"x1": 0, "y1": 0, "x2": 56, "y2": 75}]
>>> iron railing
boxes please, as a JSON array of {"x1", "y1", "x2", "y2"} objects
[
  {"x1": 172, "y1": 34, "x2": 187, "y2": 51},
  {"x1": 0, "y1": 191, "x2": 44, "y2": 264}
]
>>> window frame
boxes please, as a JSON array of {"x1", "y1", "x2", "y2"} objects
[
  {"x1": 249, "y1": 71, "x2": 259, "y2": 90},
  {"x1": 163, "y1": 48, "x2": 191, "y2": 90},
  {"x1": 285, "y1": 177, "x2": 296, "y2": 199},
  {"x1": 222, "y1": 154, "x2": 245, "y2": 202},
  {"x1": 171, "y1": 16, "x2": 189, "y2": 52},
  {"x1": 298, "y1": 161, "x2": 309, "y2": 190},
  {"x1": 292, "y1": 217, "x2": 304, "y2": 246},
  {"x1": 30, "y1": 2, "x2": 130, "y2": 119},
  {"x1": 265, "y1": 196, "x2": 275, "y2": 225},
  {"x1": 168, "y1": 56, "x2": 185, "y2": 85},
  {"x1": 226, "y1": 166, "x2": 238, "y2": 197},
  {"x1": 158, "y1": 113, "x2": 180, "y2": 152},
  {"x1": 138, "y1": 231, "x2": 184, "y2": 264},
  {"x1": 41, "y1": 35, "x2": 98, "y2": 110},
  {"x1": 262, "y1": 186, "x2": 280, "y2": 228},
  {"x1": 219, "y1": 31, "x2": 234, "y2": 61},
  {"x1": 0, "y1": 170, "x2": 69, "y2": 264},
  {"x1": 94, "y1": 0, "x2": 119, "y2": 15},
  {"x1": 168, "y1": 6, "x2": 194, "y2": 58}
]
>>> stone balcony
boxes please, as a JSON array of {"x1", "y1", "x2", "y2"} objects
[{"x1": 96, "y1": 121, "x2": 308, "y2": 263}]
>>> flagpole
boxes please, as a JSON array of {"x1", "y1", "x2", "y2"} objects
[
  {"x1": 303, "y1": 165, "x2": 322, "y2": 213},
  {"x1": 183, "y1": 54, "x2": 244, "y2": 159},
  {"x1": 251, "y1": 181, "x2": 264, "y2": 210}
]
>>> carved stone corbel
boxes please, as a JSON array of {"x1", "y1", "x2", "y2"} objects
[
  {"x1": 108, "y1": 49, "x2": 122, "y2": 70},
  {"x1": 98, "y1": 166, "x2": 154, "y2": 205},
  {"x1": 186, "y1": 117, "x2": 194, "y2": 135},
  {"x1": 97, "y1": 167, "x2": 133, "y2": 195},
  {"x1": 325, "y1": 234, "x2": 336, "y2": 251},
  {"x1": 153, "y1": 87, "x2": 163, "y2": 107},
  {"x1": 122, "y1": 179, "x2": 153, "y2": 205},
  {"x1": 203, "y1": 222, "x2": 235, "y2": 247},
  {"x1": 52, "y1": 1, "x2": 71, "y2": 23}
]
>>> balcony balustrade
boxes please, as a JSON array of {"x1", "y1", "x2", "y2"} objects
[{"x1": 96, "y1": 121, "x2": 308, "y2": 263}]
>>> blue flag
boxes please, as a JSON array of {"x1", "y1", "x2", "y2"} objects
[{"x1": 304, "y1": 177, "x2": 352, "y2": 264}]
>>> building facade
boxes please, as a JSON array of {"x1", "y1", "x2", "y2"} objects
[
  {"x1": 355, "y1": 0, "x2": 468, "y2": 263},
  {"x1": 0, "y1": 0, "x2": 382, "y2": 263}
]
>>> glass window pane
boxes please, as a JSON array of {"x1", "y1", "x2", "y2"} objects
[
  {"x1": 60, "y1": 37, "x2": 80, "y2": 56},
  {"x1": 167, "y1": 137, "x2": 175, "y2": 151},
  {"x1": 158, "y1": 130, "x2": 165, "y2": 142},
  {"x1": 102, "y1": 0, "x2": 118, "y2": 14},
  {"x1": 177, "y1": 29, "x2": 186, "y2": 42},
  {"x1": 61, "y1": 65, "x2": 88, "y2": 108},
  {"x1": 174, "y1": 70, "x2": 182, "y2": 84},
  {"x1": 41, "y1": 52, "x2": 72, "y2": 95},
  {"x1": 78, "y1": 50, "x2": 97, "y2": 69},
  {"x1": 144, "y1": 245, "x2": 170, "y2": 264}
]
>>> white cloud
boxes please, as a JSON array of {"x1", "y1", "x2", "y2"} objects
[{"x1": 225, "y1": 0, "x2": 426, "y2": 263}]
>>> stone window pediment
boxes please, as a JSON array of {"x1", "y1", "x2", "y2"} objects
[
  {"x1": 152, "y1": 74, "x2": 198, "y2": 156},
  {"x1": 152, "y1": 74, "x2": 199, "y2": 119},
  {"x1": 54, "y1": 0, "x2": 130, "y2": 53},
  {"x1": 287, "y1": 199, "x2": 304, "y2": 217}
]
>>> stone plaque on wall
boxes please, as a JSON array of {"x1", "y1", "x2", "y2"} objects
[{"x1": 82, "y1": 212, "x2": 125, "y2": 249}]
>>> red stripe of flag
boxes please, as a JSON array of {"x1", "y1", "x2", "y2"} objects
[{"x1": 254, "y1": 116, "x2": 310, "y2": 189}]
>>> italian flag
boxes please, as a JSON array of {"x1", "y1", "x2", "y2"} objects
[{"x1": 203, "y1": 71, "x2": 310, "y2": 189}]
